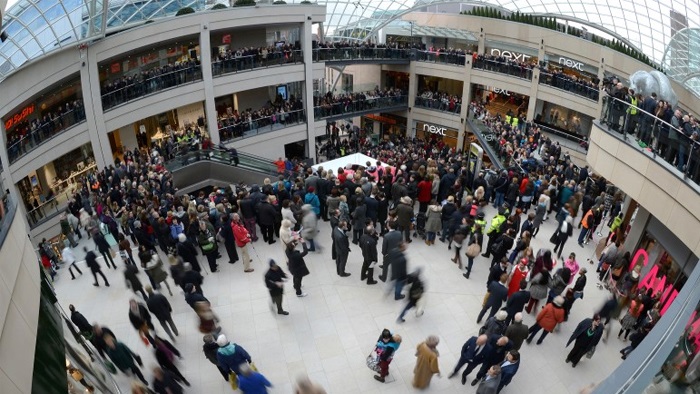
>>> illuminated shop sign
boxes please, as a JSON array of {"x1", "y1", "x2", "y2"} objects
[
  {"x1": 490, "y1": 48, "x2": 531, "y2": 62},
  {"x1": 423, "y1": 123, "x2": 447, "y2": 136},
  {"x1": 493, "y1": 87, "x2": 510, "y2": 96},
  {"x1": 5, "y1": 104, "x2": 35, "y2": 130},
  {"x1": 558, "y1": 57, "x2": 584, "y2": 71}
]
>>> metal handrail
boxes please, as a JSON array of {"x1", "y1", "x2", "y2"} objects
[
  {"x1": 212, "y1": 49, "x2": 303, "y2": 76},
  {"x1": 313, "y1": 94, "x2": 408, "y2": 119},
  {"x1": 414, "y1": 50, "x2": 468, "y2": 66},
  {"x1": 7, "y1": 106, "x2": 87, "y2": 164},
  {"x1": 218, "y1": 108, "x2": 306, "y2": 143},
  {"x1": 312, "y1": 47, "x2": 411, "y2": 61},
  {"x1": 472, "y1": 57, "x2": 534, "y2": 80},
  {"x1": 600, "y1": 94, "x2": 700, "y2": 181},
  {"x1": 101, "y1": 65, "x2": 203, "y2": 110},
  {"x1": 26, "y1": 191, "x2": 73, "y2": 229},
  {"x1": 414, "y1": 95, "x2": 462, "y2": 114},
  {"x1": 538, "y1": 70, "x2": 600, "y2": 101}
]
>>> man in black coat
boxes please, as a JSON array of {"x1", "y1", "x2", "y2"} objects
[
  {"x1": 93, "y1": 231, "x2": 117, "y2": 269},
  {"x1": 238, "y1": 193, "x2": 258, "y2": 242},
  {"x1": 477, "y1": 273, "x2": 508, "y2": 324},
  {"x1": 133, "y1": 221, "x2": 156, "y2": 251},
  {"x1": 256, "y1": 196, "x2": 277, "y2": 244},
  {"x1": 286, "y1": 241, "x2": 310, "y2": 297},
  {"x1": 264, "y1": 259, "x2": 289, "y2": 315},
  {"x1": 146, "y1": 285, "x2": 179, "y2": 340},
  {"x1": 364, "y1": 194, "x2": 378, "y2": 225},
  {"x1": 181, "y1": 263, "x2": 204, "y2": 294},
  {"x1": 85, "y1": 247, "x2": 110, "y2": 287},
  {"x1": 566, "y1": 315, "x2": 604, "y2": 367},
  {"x1": 504, "y1": 280, "x2": 530, "y2": 325},
  {"x1": 333, "y1": 221, "x2": 351, "y2": 277},
  {"x1": 69, "y1": 304, "x2": 93, "y2": 335},
  {"x1": 176, "y1": 233, "x2": 201, "y2": 272},
  {"x1": 379, "y1": 221, "x2": 402, "y2": 282},
  {"x1": 218, "y1": 215, "x2": 239, "y2": 265},
  {"x1": 471, "y1": 335, "x2": 512, "y2": 386},
  {"x1": 448, "y1": 334, "x2": 491, "y2": 385},
  {"x1": 389, "y1": 242, "x2": 408, "y2": 300},
  {"x1": 487, "y1": 259, "x2": 508, "y2": 288},
  {"x1": 184, "y1": 283, "x2": 209, "y2": 310},
  {"x1": 359, "y1": 226, "x2": 378, "y2": 285}
]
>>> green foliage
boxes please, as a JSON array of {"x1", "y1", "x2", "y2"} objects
[
  {"x1": 175, "y1": 6, "x2": 195, "y2": 15},
  {"x1": 233, "y1": 0, "x2": 255, "y2": 6},
  {"x1": 300, "y1": 0, "x2": 312, "y2": 3},
  {"x1": 211, "y1": 3, "x2": 227, "y2": 9},
  {"x1": 273, "y1": 0, "x2": 286, "y2": 3}
]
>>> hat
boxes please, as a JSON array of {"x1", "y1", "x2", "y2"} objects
[
  {"x1": 216, "y1": 334, "x2": 228, "y2": 347},
  {"x1": 178, "y1": 233, "x2": 187, "y2": 243},
  {"x1": 400, "y1": 196, "x2": 412, "y2": 205},
  {"x1": 553, "y1": 295, "x2": 565, "y2": 307},
  {"x1": 133, "y1": 220, "x2": 142, "y2": 228},
  {"x1": 495, "y1": 310, "x2": 508, "y2": 321},
  {"x1": 307, "y1": 186, "x2": 315, "y2": 193}
]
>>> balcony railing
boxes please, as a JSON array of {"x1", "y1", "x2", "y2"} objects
[
  {"x1": 600, "y1": 94, "x2": 700, "y2": 185},
  {"x1": 539, "y1": 71, "x2": 600, "y2": 101},
  {"x1": 7, "y1": 107, "x2": 86, "y2": 165},
  {"x1": 26, "y1": 191, "x2": 73, "y2": 229},
  {"x1": 165, "y1": 146, "x2": 286, "y2": 177},
  {"x1": 414, "y1": 95, "x2": 462, "y2": 114},
  {"x1": 101, "y1": 65, "x2": 203, "y2": 111},
  {"x1": 414, "y1": 50, "x2": 467, "y2": 66},
  {"x1": 472, "y1": 57, "x2": 533, "y2": 80},
  {"x1": 218, "y1": 109, "x2": 306, "y2": 143},
  {"x1": 212, "y1": 50, "x2": 303, "y2": 77},
  {"x1": 313, "y1": 95, "x2": 408, "y2": 119},
  {"x1": 312, "y1": 47, "x2": 410, "y2": 62}
]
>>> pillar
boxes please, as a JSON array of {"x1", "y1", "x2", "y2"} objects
[
  {"x1": 82, "y1": 44, "x2": 113, "y2": 170},
  {"x1": 302, "y1": 17, "x2": 317, "y2": 162},
  {"x1": 406, "y1": 61, "x2": 418, "y2": 138},
  {"x1": 200, "y1": 23, "x2": 219, "y2": 145}
]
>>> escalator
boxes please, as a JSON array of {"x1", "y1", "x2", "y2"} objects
[{"x1": 164, "y1": 148, "x2": 284, "y2": 194}]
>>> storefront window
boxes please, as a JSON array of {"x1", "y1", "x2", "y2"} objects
[
  {"x1": 471, "y1": 83, "x2": 529, "y2": 120},
  {"x1": 534, "y1": 100, "x2": 593, "y2": 138},
  {"x1": 414, "y1": 121, "x2": 459, "y2": 148}
]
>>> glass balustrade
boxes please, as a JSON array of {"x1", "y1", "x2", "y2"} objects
[
  {"x1": 414, "y1": 95, "x2": 462, "y2": 114},
  {"x1": 212, "y1": 50, "x2": 303, "y2": 77},
  {"x1": 539, "y1": 71, "x2": 600, "y2": 101},
  {"x1": 312, "y1": 47, "x2": 410, "y2": 62},
  {"x1": 414, "y1": 50, "x2": 467, "y2": 66},
  {"x1": 472, "y1": 57, "x2": 534, "y2": 80},
  {"x1": 218, "y1": 109, "x2": 306, "y2": 143},
  {"x1": 313, "y1": 95, "x2": 408, "y2": 119}
]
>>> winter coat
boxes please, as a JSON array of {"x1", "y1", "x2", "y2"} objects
[
  {"x1": 425, "y1": 205, "x2": 442, "y2": 233},
  {"x1": 264, "y1": 267, "x2": 287, "y2": 296},
  {"x1": 287, "y1": 243, "x2": 310, "y2": 277},
  {"x1": 146, "y1": 292, "x2": 172, "y2": 321},
  {"x1": 351, "y1": 204, "x2": 367, "y2": 230},
  {"x1": 396, "y1": 202, "x2": 414, "y2": 228},
  {"x1": 106, "y1": 341, "x2": 138, "y2": 372},
  {"x1": 301, "y1": 212, "x2": 318, "y2": 241},
  {"x1": 217, "y1": 343, "x2": 252, "y2": 375},
  {"x1": 536, "y1": 302, "x2": 565, "y2": 332}
]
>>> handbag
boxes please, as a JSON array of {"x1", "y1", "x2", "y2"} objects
[
  {"x1": 466, "y1": 243, "x2": 481, "y2": 258},
  {"x1": 482, "y1": 291, "x2": 491, "y2": 307},
  {"x1": 366, "y1": 351, "x2": 381, "y2": 373},
  {"x1": 201, "y1": 241, "x2": 215, "y2": 252},
  {"x1": 549, "y1": 231, "x2": 559, "y2": 244},
  {"x1": 229, "y1": 372, "x2": 239, "y2": 390},
  {"x1": 585, "y1": 345, "x2": 596, "y2": 359}
]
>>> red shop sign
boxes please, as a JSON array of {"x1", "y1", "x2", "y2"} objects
[
  {"x1": 111, "y1": 62, "x2": 120, "y2": 73},
  {"x1": 4, "y1": 103, "x2": 35, "y2": 130}
]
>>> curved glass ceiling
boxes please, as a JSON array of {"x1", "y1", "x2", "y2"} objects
[{"x1": 0, "y1": 0, "x2": 204, "y2": 80}]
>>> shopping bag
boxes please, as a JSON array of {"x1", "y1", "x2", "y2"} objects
[
  {"x1": 229, "y1": 372, "x2": 238, "y2": 390},
  {"x1": 366, "y1": 351, "x2": 380, "y2": 372},
  {"x1": 466, "y1": 243, "x2": 481, "y2": 258},
  {"x1": 482, "y1": 291, "x2": 491, "y2": 307}
]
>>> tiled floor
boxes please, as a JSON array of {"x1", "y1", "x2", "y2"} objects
[{"x1": 54, "y1": 204, "x2": 624, "y2": 393}]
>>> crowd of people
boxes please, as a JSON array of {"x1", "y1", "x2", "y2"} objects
[
  {"x1": 212, "y1": 43, "x2": 302, "y2": 75},
  {"x1": 101, "y1": 59, "x2": 202, "y2": 110},
  {"x1": 46, "y1": 90, "x2": 665, "y2": 392},
  {"x1": 312, "y1": 87, "x2": 406, "y2": 119},
  {"x1": 472, "y1": 53, "x2": 535, "y2": 80},
  {"x1": 538, "y1": 68, "x2": 600, "y2": 101},
  {"x1": 7, "y1": 98, "x2": 86, "y2": 163},
  {"x1": 415, "y1": 89, "x2": 463, "y2": 113},
  {"x1": 217, "y1": 96, "x2": 305, "y2": 142}
]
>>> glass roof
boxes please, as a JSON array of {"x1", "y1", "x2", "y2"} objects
[
  {"x1": 662, "y1": 28, "x2": 700, "y2": 97},
  {"x1": 0, "y1": 0, "x2": 204, "y2": 80}
]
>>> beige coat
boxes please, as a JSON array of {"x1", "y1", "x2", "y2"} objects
[{"x1": 413, "y1": 342, "x2": 440, "y2": 389}]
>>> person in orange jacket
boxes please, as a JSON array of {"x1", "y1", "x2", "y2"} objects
[
  {"x1": 525, "y1": 295, "x2": 565, "y2": 345},
  {"x1": 232, "y1": 214, "x2": 254, "y2": 273}
]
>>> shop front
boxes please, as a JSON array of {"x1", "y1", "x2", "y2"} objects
[
  {"x1": 471, "y1": 83, "x2": 530, "y2": 119},
  {"x1": 484, "y1": 40, "x2": 539, "y2": 64},
  {"x1": 362, "y1": 113, "x2": 407, "y2": 141},
  {"x1": 534, "y1": 99, "x2": 593, "y2": 138},
  {"x1": 543, "y1": 52, "x2": 599, "y2": 80},
  {"x1": 19, "y1": 143, "x2": 96, "y2": 226},
  {"x1": 413, "y1": 120, "x2": 460, "y2": 148}
]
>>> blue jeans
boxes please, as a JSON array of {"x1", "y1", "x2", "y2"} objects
[
  {"x1": 440, "y1": 220, "x2": 451, "y2": 241},
  {"x1": 395, "y1": 279, "x2": 406, "y2": 299},
  {"x1": 307, "y1": 238, "x2": 316, "y2": 251},
  {"x1": 494, "y1": 192, "x2": 505, "y2": 208},
  {"x1": 466, "y1": 256, "x2": 474, "y2": 274},
  {"x1": 398, "y1": 299, "x2": 417, "y2": 320},
  {"x1": 426, "y1": 232, "x2": 436, "y2": 242},
  {"x1": 677, "y1": 143, "x2": 687, "y2": 171},
  {"x1": 577, "y1": 227, "x2": 588, "y2": 244}
]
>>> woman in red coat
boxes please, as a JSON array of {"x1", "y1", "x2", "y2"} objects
[
  {"x1": 525, "y1": 296, "x2": 565, "y2": 345},
  {"x1": 507, "y1": 258, "x2": 529, "y2": 297}
]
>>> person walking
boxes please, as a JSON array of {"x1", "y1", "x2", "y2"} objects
[
  {"x1": 504, "y1": 313, "x2": 529, "y2": 350},
  {"x1": 146, "y1": 285, "x2": 179, "y2": 341},
  {"x1": 104, "y1": 334, "x2": 147, "y2": 385},
  {"x1": 124, "y1": 264, "x2": 147, "y2": 300},
  {"x1": 203, "y1": 334, "x2": 229, "y2": 381},
  {"x1": 526, "y1": 296, "x2": 565, "y2": 345},
  {"x1": 264, "y1": 259, "x2": 289, "y2": 315},
  {"x1": 238, "y1": 362, "x2": 273, "y2": 393},
  {"x1": 464, "y1": 223, "x2": 484, "y2": 279},
  {"x1": 62, "y1": 240, "x2": 83, "y2": 280},
  {"x1": 552, "y1": 216, "x2": 573, "y2": 259},
  {"x1": 475, "y1": 364, "x2": 502, "y2": 394},
  {"x1": 295, "y1": 374, "x2": 327, "y2": 394},
  {"x1": 152, "y1": 366, "x2": 183, "y2": 394},
  {"x1": 128, "y1": 299, "x2": 155, "y2": 345},
  {"x1": 69, "y1": 304, "x2": 93, "y2": 336},
  {"x1": 449, "y1": 334, "x2": 491, "y2": 384},
  {"x1": 359, "y1": 226, "x2": 378, "y2": 285},
  {"x1": 504, "y1": 280, "x2": 530, "y2": 326},
  {"x1": 477, "y1": 273, "x2": 508, "y2": 324},
  {"x1": 85, "y1": 247, "x2": 110, "y2": 287},
  {"x1": 181, "y1": 263, "x2": 204, "y2": 294},
  {"x1": 373, "y1": 329, "x2": 402, "y2": 383},
  {"x1": 525, "y1": 268, "x2": 551, "y2": 314},
  {"x1": 301, "y1": 204, "x2": 321, "y2": 252},
  {"x1": 93, "y1": 230, "x2": 117, "y2": 269},
  {"x1": 153, "y1": 336, "x2": 190, "y2": 386},
  {"x1": 379, "y1": 221, "x2": 402, "y2": 282},
  {"x1": 216, "y1": 334, "x2": 253, "y2": 380},
  {"x1": 176, "y1": 233, "x2": 201, "y2": 272},
  {"x1": 232, "y1": 214, "x2": 254, "y2": 273},
  {"x1": 389, "y1": 241, "x2": 409, "y2": 300},
  {"x1": 332, "y1": 220, "x2": 351, "y2": 277},
  {"x1": 412, "y1": 335, "x2": 441, "y2": 389},
  {"x1": 397, "y1": 269, "x2": 425, "y2": 322},
  {"x1": 565, "y1": 314, "x2": 605, "y2": 367},
  {"x1": 197, "y1": 220, "x2": 220, "y2": 272},
  {"x1": 143, "y1": 251, "x2": 173, "y2": 296},
  {"x1": 286, "y1": 240, "x2": 310, "y2": 297}
]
